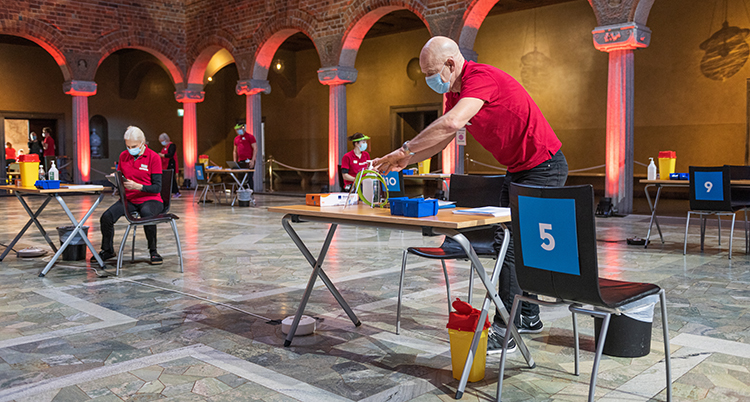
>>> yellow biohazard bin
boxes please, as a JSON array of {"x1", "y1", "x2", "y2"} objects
[
  {"x1": 447, "y1": 298, "x2": 491, "y2": 382},
  {"x1": 658, "y1": 151, "x2": 676, "y2": 179},
  {"x1": 449, "y1": 328, "x2": 488, "y2": 382},
  {"x1": 417, "y1": 158, "x2": 431, "y2": 174},
  {"x1": 18, "y1": 154, "x2": 40, "y2": 187}
]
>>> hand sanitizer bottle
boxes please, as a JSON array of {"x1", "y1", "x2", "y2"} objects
[
  {"x1": 48, "y1": 161, "x2": 58, "y2": 181},
  {"x1": 39, "y1": 164, "x2": 45, "y2": 180},
  {"x1": 647, "y1": 157, "x2": 657, "y2": 180}
]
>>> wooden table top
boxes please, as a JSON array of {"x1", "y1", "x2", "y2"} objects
[
  {"x1": 0, "y1": 184, "x2": 104, "y2": 194},
  {"x1": 206, "y1": 168, "x2": 255, "y2": 173},
  {"x1": 640, "y1": 179, "x2": 750, "y2": 186},
  {"x1": 268, "y1": 204, "x2": 510, "y2": 230}
]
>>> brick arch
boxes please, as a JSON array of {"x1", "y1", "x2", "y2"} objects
[
  {"x1": 339, "y1": 0, "x2": 430, "y2": 67},
  {"x1": 250, "y1": 14, "x2": 319, "y2": 80},
  {"x1": 97, "y1": 31, "x2": 185, "y2": 85},
  {"x1": 188, "y1": 33, "x2": 238, "y2": 85},
  {"x1": 0, "y1": 18, "x2": 71, "y2": 81},
  {"x1": 458, "y1": 0, "x2": 499, "y2": 51},
  {"x1": 588, "y1": 0, "x2": 654, "y2": 26}
]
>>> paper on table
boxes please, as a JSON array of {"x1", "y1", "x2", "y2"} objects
[
  {"x1": 452, "y1": 206, "x2": 510, "y2": 217},
  {"x1": 63, "y1": 185, "x2": 103, "y2": 190}
]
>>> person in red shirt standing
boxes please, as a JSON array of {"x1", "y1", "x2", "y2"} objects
[
  {"x1": 340, "y1": 132, "x2": 371, "y2": 190},
  {"x1": 42, "y1": 127, "x2": 55, "y2": 157},
  {"x1": 373, "y1": 36, "x2": 568, "y2": 354},
  {"x1": 158, "y1": 132, "x2": 180, "y2": 197},
  {"x1": 233, "y1": 123, "x2": 257, "y2": 189},
  {"x1": 5, "y1": 142, "x2": 16, "y2": 167},
  {"x1": 92, "y1": 126, "x2": 165, "y2": 265}
]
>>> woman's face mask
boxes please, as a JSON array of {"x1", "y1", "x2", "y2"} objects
[
  {"x1": 126, "y1": 141, "x2": 143, "y2": 157},
  {"x1": 358, "y1": 142, "x2": 367, "y2": 152},
  {"x1": 161, "y1": 141, "x2": 168, "y2": 146},
  {"x1": 236, "y1": 129, "x2": 244, "y2": 136},
  {"x1": 425, "y1": 64, "x2": 450, "y2": 94}
]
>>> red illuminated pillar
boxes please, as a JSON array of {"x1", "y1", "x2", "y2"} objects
[
  {"x1": 593, "y1": 23, "x2": 651, "y2": 215},
  {"x1": 175, "y1": 85, "x2": 205, "y2": 188},
  {"x1": 63, "y1": 80, "x2": 97, "y2": 183},
  {"x1": 442, "y1": 48, "x2": 479, "y2": 176},
  {"x1": 236, "y1": 79, "x2": 271, "y2": 191},
  {"x1": 318, "y1": 66, "x2": 358, "y2": 191}
]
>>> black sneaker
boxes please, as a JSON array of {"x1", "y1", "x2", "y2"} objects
[
  {"x1": 487, "y1": 326, "x2": 517, "y2": 355},
  {"x1": 518, "y1": 314, "x2": 544, "y2": 334},
  {"x1": 90, "y1": 250, "x2": 116, "y2": 263},
  {"x1": 150, "y1": 252, "x2": 163, "y2": 265}
]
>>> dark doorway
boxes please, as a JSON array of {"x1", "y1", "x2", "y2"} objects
[{"x1": 390, "y1": 104, "x2": 442, "y2": 171}]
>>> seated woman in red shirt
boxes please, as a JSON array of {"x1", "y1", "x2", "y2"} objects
[
  {"x1": 91, "y1": 126, "x2": 165, "y2": 265},
  {"x1": 340, "y1": 132, "x2": 371, "y2": 191}
]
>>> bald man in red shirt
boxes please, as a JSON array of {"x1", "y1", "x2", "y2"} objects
[{"x1": 374, "y1": 36, "x2": 568, "y2": 354}]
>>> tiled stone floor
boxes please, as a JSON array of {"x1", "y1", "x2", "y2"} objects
[{"x1": 0, "y1": 191, "x2": 748, "y2": 401}]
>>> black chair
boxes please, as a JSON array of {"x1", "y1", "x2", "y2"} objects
[
  {"x1": 193, "y1": 164, "x2": 227, "y2": 205},
  {"x1": 114, "y1": 170, "x2": 184, "y2": 275},
  {"x1": 337, "y1": 164, "x2": 349, "y2": 192},
  {"x1": 684, "y1": 166, "x2": 748, "y2": 259},
  {"x1": 497, "y1": 183, "x2": 671, "y2": 402},
  {"x1": 728, "y1": 165, "x2": 750, "y2": 253},
  {"x1": 396, "y1": 174, "x2": 505, "y2": 334}
]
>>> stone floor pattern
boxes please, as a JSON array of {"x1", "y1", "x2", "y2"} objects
[{"x1": 0, "y1": 192, "x2": 748, "y2": 401}]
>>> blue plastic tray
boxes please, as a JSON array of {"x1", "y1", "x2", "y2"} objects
[
  {"x1": 34, "y1": 180, "x2": 61, "y2": 189},
  {"x1": 389, "y1": 197, "x2": 410, "y2": 216},
  {"x1": 403, "y1": 198, "x2": 438, "y2": 217}
]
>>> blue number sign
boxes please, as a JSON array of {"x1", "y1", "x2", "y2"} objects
[
  {"x1": 195, "y1": 165, "x2": 205, "y2": 181},
  {"x1": 384, "y1": 171, "x2": 401, "y2": 192},
  {"x1": 694, "y1": 171, "x2": 723, "y2": 201},
  {"x1": 517, "y1": 196, "x2": 580, "y2": 276}
]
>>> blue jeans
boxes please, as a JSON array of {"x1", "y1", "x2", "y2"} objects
[{"x1": 493, "y1": 149, "x2": 569, "y2": 326}]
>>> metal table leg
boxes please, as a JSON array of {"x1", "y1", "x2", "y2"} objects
[
  {"x1": 39, "y1": 192, "x2": 106, "y2": 276},
  {"x1": 281, "y1": 216, "x2": 360, "y2": 347},
  {"x1": 439, "y1": 225, "x2": 534, "y2": 399},
  {"x1": 644, "y1": 184, "x2": 664, "y2": 247},
  {"x1": 0, "y1": 194, "x2": 55, "y2": 261}
]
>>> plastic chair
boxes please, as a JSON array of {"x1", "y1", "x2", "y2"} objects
[
  {"x1": 728, "y1": 165, "x2": 750, "y2": 254},
  {"x1": 497, "y1": 183, "x2": 671, "y2": 402},
  {"x1": 396, "y1": 174, "x2": 505, "y2": 334},
  {"x1": 114, "y1": 170, "x2": 184, "y2": 275},
  {"x1": 684, "y1": 166, "x2": 748, "y2": 259},
  {"x1": 193, "y1": 164, "x2": 227, "y2": 205}
]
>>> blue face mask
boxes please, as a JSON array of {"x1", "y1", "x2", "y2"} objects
[
  {"x1": 425, "y1": 65, "x2": 450, "y2": 94},
  {"x1": 359, "y1": 142, "x2": 367, "y2": 152},
  {"x1": 161, "y1": 141, "x2": 168, "y2": 146},
  {"x1": 128, "y1": 146, "x2": 142, "y2": 157}
]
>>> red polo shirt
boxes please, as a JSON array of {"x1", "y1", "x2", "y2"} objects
[
  {"x1": 118, "y1": 147, "x2": 163, "y2": 204},
  {"x1": 5, "y1": 147, "x2": 15, "y2": 160},
  {"x1": 43, "y1": 136, "x2": 55, "y2": 156},
  {"x1": 341, "y1": 150, "x2": 370, "y2": 185},
  {"x1": 445, "y1": 60, "x2": 561, "y2": 172},
  {"x1": 234, "y1": 134, "x2": 256, "y2": 161}
]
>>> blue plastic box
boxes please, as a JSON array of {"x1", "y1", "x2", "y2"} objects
[
  {"x1": 403, "y1": 198, "x2": 438, "y2": 218},
  {"x1": 34, "y1": 180, "x2": 60, "y2": 189},
  {"x1": 402, "y1": 168, "x2": 416, "y2": 175},
  {"x1": 389, "y1": 197, "x2": 410, "y2": 216},
  {"x1": 669, "y1": 173, "x2": 689, "y2": 180}
]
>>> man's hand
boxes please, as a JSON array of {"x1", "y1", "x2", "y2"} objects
[
  {"x1": 123, "y1": 178, "x2": 142, "y2": 191},
  {"x1": 372, "y1": 148, "x2": 411, "y2": 174}
]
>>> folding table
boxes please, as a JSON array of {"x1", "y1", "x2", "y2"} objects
[
  {"x1": 205, "y1": 168, "x2": 254, "y2": 206},
  {"x1": 641, "y1": 179, "x2": 750, "y2": 247},
  {"x1": 0, "y1": 184, "x2": 106, "y2": 276},
  {"x1": 268, "y1": 204, "x2": 535, "y2": 399}
]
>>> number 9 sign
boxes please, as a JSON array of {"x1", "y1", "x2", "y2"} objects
[
  {"x1": 517, "y1": 196, "x2": 580, "y2": 276},
  {"x1": 694, "y1": 171, "x2": 724, "y2": 201}
]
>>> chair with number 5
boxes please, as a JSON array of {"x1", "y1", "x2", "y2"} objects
[
  {"x1": 497, "y1": 183, "x2": 672, "y2": 402},
  {"x1": 685, "y1": 165, "x2": 749, "y2": 259}
]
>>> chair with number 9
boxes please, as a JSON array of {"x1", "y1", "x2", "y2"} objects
[
  {"x1": 497, "y1": 183, "x2": 672, "y2": 402},
  {"x1": 685, "y1": 165, "x2": 748, "y2": 259}
]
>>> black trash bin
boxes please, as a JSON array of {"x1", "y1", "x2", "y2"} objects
[
  {"x1": 594, "y1": 314, "x2": 652, "y2": 357},
  {"x1": 56, "y1": 226, "x2": 90, "y2": 261}
]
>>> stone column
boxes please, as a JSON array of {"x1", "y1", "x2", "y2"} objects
[
  {"x1": 318, "y1": 66, "x2": 357, "y2": 191},
  {"x1": 236, "y1": 79, "x2": 271, "y2": 192},
  {"x1": 63, "y1": 80, "x2": 97, "y2": 183},
  {"x1": 593, "y1": 22, "x2": 650, "y2": 215},
  {"x1": 442, "y1": 48, "x2": 478, "y2": 176},
  {"x1": 175, "y1": 84, "x2": 205, "y2": 188}
]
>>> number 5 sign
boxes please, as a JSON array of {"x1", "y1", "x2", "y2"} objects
[{"x1": 517, "y1": 196, "x2": 580, "y2": 276}]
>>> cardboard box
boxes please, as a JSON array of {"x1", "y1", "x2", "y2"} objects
[{"x1": 306, "y1": 192, "x2": 358, "y2": 206}]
